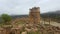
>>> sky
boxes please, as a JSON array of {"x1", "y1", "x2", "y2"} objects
[{"x1": 0, "y1": 0, "x2": 60, "y2": 15}]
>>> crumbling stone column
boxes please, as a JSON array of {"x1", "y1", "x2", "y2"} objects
[{"x1": 29, "y1": 7, "x2": 40, "y2": 24}]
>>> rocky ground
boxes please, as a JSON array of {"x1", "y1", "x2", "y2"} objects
[
  {"x1": 12, "y1": 23, "x2": 60, "y2": 34},
  {"x1": 0, "y1": 22, "x2": 60, "y2": 34}
]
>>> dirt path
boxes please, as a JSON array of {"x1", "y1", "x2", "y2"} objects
[{"x1": 40, "y1": 21, "x2": 60, "y2": 27}]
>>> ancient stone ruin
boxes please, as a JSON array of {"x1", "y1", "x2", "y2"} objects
[
  {"x1": 29, "y1": 7, "x2": 40, "y2": 23},
  {"x1": 0, "y1": 7, "x2": 60, "y2": 34}
]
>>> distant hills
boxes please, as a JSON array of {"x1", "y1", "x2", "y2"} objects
[
  {"x1": 11, "y1": 10, "x2": 60, "y2": 19},
  {"x1": 11, "y1": 15, "x2": 28, "y2": 19},
  {"x1": 0, "y1": 10, "x2": 60, "y2": 23},
  {"x1": 11, "y1": 10, "x2": 60, "y2": 23},
  {"x1": 41, "y1": 11, "x2": 60, "y2": 18},
  {"x1": 41, "y1": 10, "x2": 60, "y2": 23},
  {"x1": 41, "y1": 10, "x2": 60, "y2": 18}
]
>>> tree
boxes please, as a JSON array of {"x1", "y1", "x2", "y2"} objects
[{"x1": 1, "y1": 14, "x2": 12, "y2": 25}]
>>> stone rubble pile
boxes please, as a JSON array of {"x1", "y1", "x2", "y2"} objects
[{"x1": 0, "y1": 23, "x2": 60, "y2": 34}]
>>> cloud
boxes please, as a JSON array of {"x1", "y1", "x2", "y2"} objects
[
  {"x1": 39, "y1": 0, "x2": 60, "y2": 13},
  {"x1": 0, "y1": 0, "x2": 60, "y2": 15}
]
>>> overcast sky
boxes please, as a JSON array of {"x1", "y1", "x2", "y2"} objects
[{"x1": 0, "y1": 0, "x2": 60, "y2": 15}]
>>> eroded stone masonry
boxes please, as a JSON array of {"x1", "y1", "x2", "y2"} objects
[
  {"x1": 29, "y1": 7, "x2": 40, "y2": 23},
  {"x1": 0, "y1": 7, "x2": 60, "y2": 34}
]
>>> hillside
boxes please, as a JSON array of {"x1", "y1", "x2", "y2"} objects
[
  {"x1": 11, "y1": 15, "x2": 28, "y2": 19},
  {"x1": 10, "y1": 11, "x2": 60, "y2": 23},
  {"x1": 0, "y1": 11, "x2": 60, "y2": 23},
  {"x1": 41, "y1": 10, "x2": 60, "y2": 23}
]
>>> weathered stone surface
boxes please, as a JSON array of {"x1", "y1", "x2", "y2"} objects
[{"x1": 29, "y1": 7, "x2": 40, "y2": 23}]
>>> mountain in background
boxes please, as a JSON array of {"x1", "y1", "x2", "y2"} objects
[
  {"x1": 0, "y1": 10, "x2": 60, "y2": 23},
  {"x1": 41, "y1": 10, "x2": 60, "y2": 17},
  {"x1": 11, "y1": 10, "x2": 60, "y2": 19},
  {"x1": 41, "y1": 10, "x2": 60, "y2": 23},
  {"x1": 11, "y1": 15, "x2": 28, "y2": 19},
  {"x1": 41, "y1": 10, "x2": 60, "y2": 18}
]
